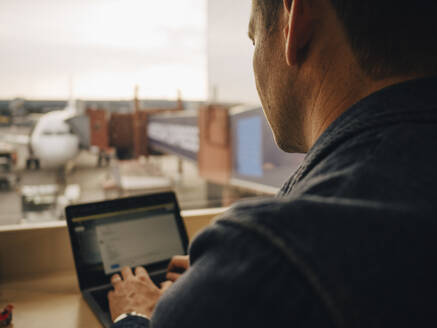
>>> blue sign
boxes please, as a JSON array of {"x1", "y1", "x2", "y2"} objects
[{"x1": 236, "y1": 116, "x2": 263, "y2": 177}]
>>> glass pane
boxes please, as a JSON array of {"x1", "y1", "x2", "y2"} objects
[{"x1": 0, "y1": 0, "x2": 304, "y2": 226}]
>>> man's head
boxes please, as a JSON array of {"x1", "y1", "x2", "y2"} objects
[{"x1": 249, "y1": 0, "x2": 437, "y2": 152}]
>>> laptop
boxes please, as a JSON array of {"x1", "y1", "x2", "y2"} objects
[{"x1": 66, "y1": 192, "x2": 189, "y2": 328}]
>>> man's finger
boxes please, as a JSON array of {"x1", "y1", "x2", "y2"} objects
[
  {"x1": 111, "y1": 273, "x2": 123, "y2": 288},
  {"x1": 121, "y1": 266, "x2": 134, "y2": 280},
  {"x1": 166, "y1": 272, "x2": 181, "y2": 282},
  {"x1": 107, "y1": 289, "x2": 114, "y2": 301},
  {"x1": 168, "y1": 255, "x2": 189, "y2": 273},
  {"x1": 135, "y1": 266, "x2": 153, "y2": 283},
  {"x1": 160, "y1": 280, "x2": 173, "y2": 293}
]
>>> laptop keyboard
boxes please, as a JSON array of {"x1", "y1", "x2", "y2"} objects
[{"x1": 91, "y1": 286, "x2": 111, "y2": 313}]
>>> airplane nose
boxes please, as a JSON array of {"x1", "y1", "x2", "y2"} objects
[{"x1": 31, "y1": 135, "x2": 79, "y2": 167}]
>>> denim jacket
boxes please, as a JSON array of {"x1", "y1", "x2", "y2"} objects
[{"x1": 114, "y1": 77, "x2": 437, "y2": 328}]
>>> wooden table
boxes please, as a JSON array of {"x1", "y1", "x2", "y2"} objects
[
  {"x1": 0, "y1": 272, "x2": 101, "y2": 327},
  {"x1": 0, "y1": 208, "x2": 227, "y2": 327}
]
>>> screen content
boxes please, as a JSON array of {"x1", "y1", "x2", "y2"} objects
[{"x1": 71, "y1": 203, "x2": 184, "y2": 275}]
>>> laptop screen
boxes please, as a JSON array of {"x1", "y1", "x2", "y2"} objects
[{"x1": 66, "y1": 192, "x2": 188, "y2": 290}]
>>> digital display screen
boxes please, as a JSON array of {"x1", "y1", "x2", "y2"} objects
[{"x1": 70, "y1": 203, "x2": 185, "y2": 276}]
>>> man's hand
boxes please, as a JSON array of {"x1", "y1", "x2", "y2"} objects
[
  {"x1": 108, "y1": 256, "x2": 190, "y2": 322},
  {"x1": 108, "y1": 266, "x2": 163, "y2": 321},
  {"x1": 166, "y1": 255, "x2": 190, "y2": 282}
]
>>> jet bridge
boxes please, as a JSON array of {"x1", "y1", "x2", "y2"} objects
[
  {"x1": 71, "y1": 103, "x2": 304, "y2": 194},
  {"x1": 148, "y1": 105, "x2": 304, "y2": 193}
]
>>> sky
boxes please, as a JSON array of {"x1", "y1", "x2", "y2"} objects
[
  {"x1": 207, "y1": 0, "x2": 259, "y2": 104},
  {"x1": 0, "y1": 0, "x2": 206, "y2": 100}
]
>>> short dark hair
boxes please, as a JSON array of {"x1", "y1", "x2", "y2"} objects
[
  {"x1": 256, "y1": 1, "x2": 282, "y2": 32},
  {"x1": 257, "y1": 0, "x2": 437, "y2": 79}
]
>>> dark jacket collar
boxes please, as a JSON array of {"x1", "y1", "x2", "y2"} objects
[{"x1": 279, "y1": 76, "x2": 437, "y2": 197}]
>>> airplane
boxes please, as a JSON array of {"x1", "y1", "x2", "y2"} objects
[
  {"x1": 3, "y1": 86, "x2": 183, "y2": 170},
  {"x1": 3, "y1": 100, "x2": 82, "y2": 170},
  {"x1": 26, "y1": 100, "x2": 80, "y2": 169}
]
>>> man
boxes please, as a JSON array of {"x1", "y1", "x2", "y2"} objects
[{"x1": 109, "y1": 0, "x2": 437, "y2": 326}]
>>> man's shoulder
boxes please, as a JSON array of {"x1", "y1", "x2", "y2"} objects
[
  {"x1": 292, "y1": 120, "x2": 437, "y2": 203},
  {"x1": 190, "y1": 194, "x2": 433, "y2": 272},
  {"x1": 189, "y1": 195, "x2": 437, "y2": 327},
  {"x1": 193, "y1": 194, "x2": 434, "y2": 248},
  {"x1": 184, "y1": 197, "x2": 346, "y2": 327},
  {"x1": 156, "y1": 197, "x2": 342, "y2": 327}
]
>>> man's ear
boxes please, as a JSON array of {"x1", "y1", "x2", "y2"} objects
[{"x1": 283, "y1": 0, "x2": 314, "y2": 66}]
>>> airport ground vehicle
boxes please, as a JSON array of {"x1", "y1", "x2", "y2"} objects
[
  {"x1": 0, "y1": 107, "x2": 12, "y2": 127},
  {"x1": 0, "y1": 142, "x2": 18, "y2": 189}
]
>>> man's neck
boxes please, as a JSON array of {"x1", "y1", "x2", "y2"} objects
[{"x1": 306, "y1": 72, "x2": 423, "y2": 149}]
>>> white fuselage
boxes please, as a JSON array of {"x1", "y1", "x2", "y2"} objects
[{"x1": 30, "y1": 106, "x2": 80, "y2": 167}]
